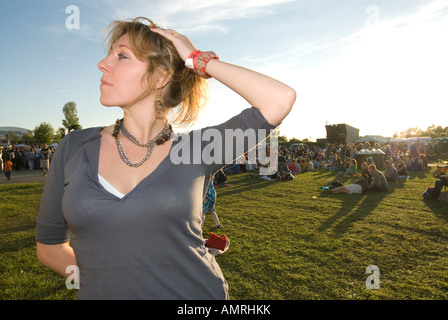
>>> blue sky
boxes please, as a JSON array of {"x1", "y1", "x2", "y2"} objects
[{"x1": 1, "y1": 0, "x2": 447, "y2": 140}]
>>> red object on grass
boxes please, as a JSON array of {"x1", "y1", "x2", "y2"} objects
[{"x1": 206, "y1": 232, "x2": 228, "y2": 251}]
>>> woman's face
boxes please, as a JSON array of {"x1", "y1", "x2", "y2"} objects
[{"x1": 98, "y1": 34, "x2": 150, "y2": 108}]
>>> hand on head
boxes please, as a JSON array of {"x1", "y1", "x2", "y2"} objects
[{"x1": 149, "y1": 27, "x2": 197, "y2": 62}]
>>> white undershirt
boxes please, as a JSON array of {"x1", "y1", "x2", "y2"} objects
[{"x1": 98, "y1": 174, "x2": 125, "y2": 199}]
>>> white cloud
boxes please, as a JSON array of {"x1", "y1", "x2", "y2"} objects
[{"x1": 102, "y1": 0, "x2": 295, "y2": 34}]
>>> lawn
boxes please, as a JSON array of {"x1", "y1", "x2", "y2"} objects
[{"x1": 1, "y1": 166, "x2": 447, "y2": 300}]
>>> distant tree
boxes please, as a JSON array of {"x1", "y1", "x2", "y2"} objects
[
  {"x1": 431, "y1": 125, "x2": 447, "y2": 138},
  {"x1": 34, "y1": 122, "x2": 55, "y2": 145},
  {"x1": 22, "y1": 132, "x2": 34, "y2": 144},
  {"x1": 398, "y1": 127, "x2": 422, "y2": 138},
  {"x1": 395, "y1": 124, "x2": 447, "y2": 139},
  {"x1": 6, "y1": 131, "x2": 20, "y2": 144},
  {"x1": 62, "y1": 101, "x2": 82, "y2": 132},
  {"x1": 53, "y1": 127, "x2": 65, "y2": 143},
  {"x1": 278, "y1": 135, "x2": 288, "y2": 145},
  {"x1": 287, "y1": 137, "x2": 303, "y2": 145}
]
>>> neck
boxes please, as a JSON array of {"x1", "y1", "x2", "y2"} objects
[{"x1": 121, "y1": 98, "x2": 166, "y2": 143}]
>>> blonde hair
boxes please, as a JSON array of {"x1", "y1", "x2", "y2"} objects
[{"x1": 102, "y1": 17, "x2": 209, "y2": 127}]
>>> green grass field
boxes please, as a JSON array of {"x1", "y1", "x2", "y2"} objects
[{"x1": 1, "y1": 165, "x2": 447, "y2": 300}]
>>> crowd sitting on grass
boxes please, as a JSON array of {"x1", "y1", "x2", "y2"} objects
[
  {"x1": 284, "y1": 139, "x2": 447, "y2": 177},
  {"x1": 220, "y1": 139, "x2": 447, "y2": 190}
]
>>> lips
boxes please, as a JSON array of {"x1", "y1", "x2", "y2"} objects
[{"x1": 100, "y1": 79, "x2": 113, "y2": 86}]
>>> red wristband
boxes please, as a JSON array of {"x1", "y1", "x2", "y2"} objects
[
  {"x1": 185, "y1": 50, "x2": 219, "y2": 79},
  {"x1": 185, "y1": 50, "x2": 202, "y2": 70}
]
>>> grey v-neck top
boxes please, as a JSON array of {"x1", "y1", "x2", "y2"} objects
[{"x1": 36, "y1": 107, "x2": 276, "y2": 300}]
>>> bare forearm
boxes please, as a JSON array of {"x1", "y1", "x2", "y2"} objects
[
  {"x1": 205, "y1": 59, "x2": 296, "y2": 126},
  {"x1": 36, "y1": 242, "x2": 77, "y2": 277}
]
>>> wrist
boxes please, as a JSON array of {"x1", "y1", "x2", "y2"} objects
[{"x1": 185, "y1": 50, "x2": 219, "y2": 79}]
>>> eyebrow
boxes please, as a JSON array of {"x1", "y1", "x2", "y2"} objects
[{"x1": 117, "y1": 44, "x2": 131, "y2": 49}]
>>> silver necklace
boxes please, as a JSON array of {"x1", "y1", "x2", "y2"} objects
[{"x1": 112, "y1": 119, "x2": 172, "y2": 168}]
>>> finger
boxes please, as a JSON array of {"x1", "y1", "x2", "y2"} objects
[
  {"x1": 150, "y1": 27, "x2": 197, "y2": 61},
  {"x1": 150, "y1": 27, "x2": 178, "y2": 39}
]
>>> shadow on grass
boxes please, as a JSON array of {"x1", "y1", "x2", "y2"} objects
[
  {"x1": 318, "y1": 189, "x2": 389, "y2": 237},
  {"x1": 0, "y1": 234, "x2": 36, "y2": 255},
  {"x1": 0, "y1": 184, "x2": 43, "y2": 196},
  {"x1": 408, "y1": 169, "x2": 431, "y2": 179},
  {"x1": 423, "y1": 199, "x2": 448, "y2": 222},
  {"x1": 215, "y1": 173, "x2": 277, "y2": 198}
]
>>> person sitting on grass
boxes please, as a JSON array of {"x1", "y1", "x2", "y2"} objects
[
  {"x1": 305, "y1": 158, "x2": 314, "y2": 172},
  {"x1": 396, "y1": 159, "x2": 408, "y2": 176},
  {"x1": 287, "y1": 158, "x2": 299, "y2": 174},
  {"x1": 366, "y1": 156, "x2": 375, "y2": 168},
  {"x1": 360, "y1": 161, "x2": 373, "y2": 184},
  {"x1": 342, "y1": 159, "x2": 357, "y2": 176},
  {"x1": 367, "y1": 164, "x2": 388, "y2": 192},
  {"x1": 300, "y1": 158, "x2": 307, "y2": 173},
  {"x1": 408, "y1": 156, "x2": 423, "y2": 171},
  {"x1": 383, "y1": 160, "x2": 398, "y2": 182}
]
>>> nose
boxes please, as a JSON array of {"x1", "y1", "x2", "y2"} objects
[{"x1": 98, "y1": 56, "x2": 110, "y2": 72}]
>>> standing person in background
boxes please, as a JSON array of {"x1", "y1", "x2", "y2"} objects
[
  {"x1": 4, "y1": 158, "x2": 13, "y2": 181},
  {"x1": 0, "y1": 147, "x2": 3, "y2": 171},
  {"x1": 34, "y1": 145, "x2": 41, "y2": 169},
  {"x1": 13, "y1": 148, "x2": 21, "y2": 170},
  {"x1": 40, "y1": 144, "x2": 50, "y2": 176},
  {"x1": 26, "y1": 148, "x2": 36, "y2": 171},
  {"x1": 203, "y1": 178, "x2": 222, "y2": 229}
]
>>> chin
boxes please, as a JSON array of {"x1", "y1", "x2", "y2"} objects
[
  {"x1": 101, "y1": 103, "x2": 117, "y2": 107},
  {"x1": 100, "y1": 98, "x2": 118, "y2": 107}
]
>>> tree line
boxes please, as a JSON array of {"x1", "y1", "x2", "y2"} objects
[
  {"x1": 392, "y1": 125, "x2": 448, "y2": 139},
  {"x1": 12, "y1": 101, "x2": 82, "y2": 145}
]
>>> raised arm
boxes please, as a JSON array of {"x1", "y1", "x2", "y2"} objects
[
  {"x1": 205, "y1": 59, "x2": 296, "y2": 126},
  {"x1": 150, "y1": 28, "x2": 296, "y2": 126}
]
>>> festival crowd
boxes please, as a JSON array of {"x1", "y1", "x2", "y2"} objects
[
  {"x1": 220, "y1": 138, "x2": 447, "y2": 194},
  {"x1": 1, "y1": 145, "x2": 55, "y2": 180}
]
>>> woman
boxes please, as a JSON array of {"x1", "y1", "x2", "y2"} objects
[
  {"x1": 343, "y1": 159, "x2": 357, "y2": 176},
  {"x1": 35, "y1": 17, "x2": 295, "y2": 299}
]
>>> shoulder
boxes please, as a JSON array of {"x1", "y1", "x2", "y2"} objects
[
  {"x1": 62, "y1": 127, "x2": 103, "y2": 146},
  {"x1": 206, "y1": 107, "x2": 277, "y2": 132},
  {"x1": 55, "y1": 127, "x2": 103, "y2": 159},
  {"x1": 65, "y1": 127, "x2": 103, "y2": 140}
]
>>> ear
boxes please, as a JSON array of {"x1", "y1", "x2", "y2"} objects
[{"x1": 156, "y1": 70, "x2": 173, "y2": 90}]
